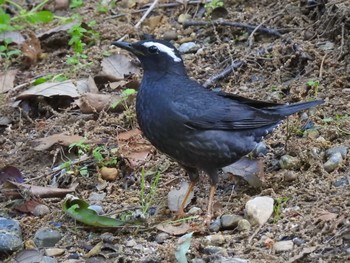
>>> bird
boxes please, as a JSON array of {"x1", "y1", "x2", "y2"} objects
[{"x1": 111, "y1": 39, "x2": 323, "y2": 225}]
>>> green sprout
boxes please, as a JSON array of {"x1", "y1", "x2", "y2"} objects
[
  {"x1": 139, "y1": 167, "x2": 161, "y2": 216},
  {"x1": 204, "y1": 0, "x2": 224, "y2": 17},
  {"x1": 273, "y1": 197, "x2": 289, "y2": 222},
  {"x1": 0, "y1": 38, "x2": 21, "y2": 59},
  {"x1": 111, "y1": 88, "x2": 137, "y2": 109}
]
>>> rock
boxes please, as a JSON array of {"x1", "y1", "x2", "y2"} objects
[
  {"x1": 326, "y1": 146, "x2": 348, "y2": 159},
  {"x1": 188, "y1": 207, "x2": 202, "y2": 215},
  {"x1": 252, "y1": 142, "x2": 267, "y2": 157},
  {"x1": 34, "y1": 228, "x2": 62, "y2": 248},
  {"x1": 324, "y1": 152, "x2": 343, "y2": 172},
  {"x1": 303, "y1": 129, "x2": 320, "y2": 139},
  {"x1": 100, "y1": 167, "x2": 119, "y2": 181},
  {"x1": 163, "y1": 31, "x2": 177, "y2": 40},
  {"x1": 273, "y1": 240, "x2": 294, "y2": 252},
  {"x1": 191, "y1": 259, "x2": 206, "y2": 263},
  {"x1": 334, "y1": 177, "x2": 350, "y2": 187},
  {"x1": 178, "y1": 14, "x2": 191, "y2": 24},
  {"x1": 45, "y1": 248, "x2": 65, "y2": 256},
  {"x1": 300, "y1": 112, "x2": 308, "y2": 121},
  {"x1": 221, "y1": 258, "x2": 249, "y2": 263},
  {"x1": 284, "y1": 170, "x2": 298, "y2": 181},
  {"x1": 205, "y1": 234, "x2": 226, "y2": 245},
  {"x1": 346, "y1": 247, "x2": 350, "y2": 255},
  {"x1": 245, "y1": 196, "x2": 274, "y2": 225},
  {"x1": 178, "y1": 42, "x2": 199, "y2": 53},
  {"x1": 292, "y1": 237, "x2": 305, "y2": 246},
  {"x1": 88, "y1": 205, "x2": 103, "y2": 215},
  {"x1": 279, "y1": 155, "x2": 301, "y2": 170},
  {"x1": 33, "y1": 204, "x2": 50, "y2": 217},
  {"x1": 208, "y1": 219, "x2": 221, "y2": 232},
  {"x1": 125, "y1": 239, "x2": 137, "y2": 247},
  {"x1": 0, "y1": 217, "x2": 23, "y2": 253},
  {"x1": 88, "y1": 192, "x2": 106, "y2": 202},
  {"x1": 155, "y1": 232, "x2": 169, "y2": 244},
  {"x1": 203, "y1": 246, "x2": 227, "y2": 256},
  {"x1": 220, "y1": 214, "x2": 242, "y2": 229},
  {"x1": 237, "y1": 219, "x2": 251, "y2": 232}
]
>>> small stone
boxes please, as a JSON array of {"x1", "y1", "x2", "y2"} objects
[
  {"x1": 88, "y1": 205, "x2": 103, "y2": 215},
  {"x1": 205, "y1": 234, "x2": 225, "y2": 245},
  {"x1": 245, "y1": 196, "x2": 274, "y2": 225},
  {"x1": 334, "y1": 177, "x2": 350, "y2": 187},
  {"x1": 237, "y1": 219, "x2": 251, "y2": 232},
  {"x1": 309, "y1": 147, "x2": 321, "y2": 158},
  {"x1": 221, "y1": 258, "x2": 249, "y2": 263},
  {"x1": 191, "y1": 259, "x2": 206, "y2": 263},
  {"x1": 33, "y1": 204, "x2": 50, "y2": 217},
  {"x1": 324, "y1": 152, "x2": 343, "y2": 172},
  {"x1": 155, "y1": 232, "x2": 169, "y2": 244},
  {"x1": 188, "y1": 207, "x2": 202, "y2": 215},
  {"x1": 220, "y1": 214, "x2": 242, "y2": 229},
  {"x1": 300, "y1": 112, "x2": 308, "y2": 121},
  {"x1": 292, "y1": 237, "x2": 305, "y2": 246},
  {"x1": 203, "y1": 246, "x2": 227, "y2": 256},
  {"x1": 45, "y1": 248, "x2": 65, "y2": 256},
  {"x1": 284, "y1": 170, "x2": 298, "y2": 181},
  {"x1": 163, "y1": 31, "x2": 177, "y2": 40},
  {"x1": 125, "y1": 239, "x2": 137, "y2": 247},
  {"x1": 208, "y1": 219, "x2": 221, "y2": 232},
  {"x1": 326, "y1": 146, "x2": 348, "y2": 159},
  {"x1": 34, "y1": 228, "x2": 62, "y2": 248},
  {"x1": 273, "y1": 240, "x2": 294, "y2": 252},
  {"x1": 178, "y1": 14, "x2": 191, "y2": 24},
  {"x1": 88, "y1": 192, "x2": 106, "y2": 202},
  {"x1": 252, "y1": 142, "x2": 268, "y2": 157},
  {"x1": 346, "y1": 247, "x2": 350, "y2": 255},
  {"x1": 0, "y1": 217, "x2": 23, "y2": 253},
  {"x1": 279, "y1": 155, "x2": 301, "y2": 170},
  {"x1": 178, "y1": 42, "x2": 199, "y2": 53},
  {"x1": 100, "y1": 167, "x2": 119, "y2": 181},
  {"x1": 303, "y1": 129, "x2": 320, "y2": 139}
]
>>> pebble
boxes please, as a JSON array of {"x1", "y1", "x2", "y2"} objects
[
  {"x1": 220, "y1": 214, "x2": 242, "y2": 229},
  {"x1": 208, "y1": 218, "x2": 221, "y2": 232},
  {"x1": 188, "y1": 207, "x2": 202, "y2": 215},
  {"x1": 100, "y1": 167, "x2": 119, "y2": 181},
  {"x1": 303, "y1": 129, "x2": 320, "y2": 139},
  {"x1": 178, "y1": 14, "x2": 191, "y2": 24},
  {"x1": 178, "y1": 42, "x2": 199, "y2": 53},
  {"x1": 221, "y1": 258, "x2": 249, "y2": 263},
  {"x1": 45, "y1": 248, "x2": 65, "y2": 256},
  {"x1": 326, "y1": 146, "x2": 348, "y2": 159},
  {"x1": 252, "y1": 142, "x2": 268, "y2": 157},
  {"x1": 33, "y1": 204, "x2": 50, "y2": 217},
  {"x1": 324, "y1": 152, "x2": 343, "y2": 172},
  {"x1": 292, "y1": 237, "x2": 305, "y2": 246},
  {"x1": 203, "y1": 246, "x2": 227, "y2": 256},
  {"x1": 34, "y1": 228, "x2": 62, "y2": 248},
  {"x1": 284, "y1": 170, "x2": 298, "y2": 181},
  {"x1": 334, "y1": 177, "x2": 350, "y2": 187},
  {"x1": 346, "y1": 247, "x2": 350, "y2": 255},
  {"x1": 163, "y1": 31, "x2": 178, "y2": 40},
  {"x1": 88, "y1": 192, "x2": 106, "y2": 202},
  {"x1": 237, "y1": 219, "x2": 251, "y2": 232},
  {"x1": 274, "y1": 240, "x2": 294, "y2": 252},
  {"x1": 155, "y1": 232, "x2": 169, "y2": 244},
  {"x1": 125, "y1": 239, "x2": 137, "y2": 247},
  {"x1": 205, "y1": 234, "x2": 226, "y2": 246},
  {"x1": 0, "y1": 217, "x2": 23, "y2": 253},
  {"x1": 191, "y1": 259, "x2": 206, "y2": 263},
  {"x1": 245, "y1": 196, "x2": 274, "y2": 225},
  {"x1": 279, "y1": 155, "x2": 301, "y2": 170}
]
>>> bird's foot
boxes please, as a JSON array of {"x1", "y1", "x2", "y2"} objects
[
  {"x1": 203, "y1": 213, "x2": 212, "y2": 226},
  {"x1": 176, "y1": 209, "x2": 187, "y2": 219}
]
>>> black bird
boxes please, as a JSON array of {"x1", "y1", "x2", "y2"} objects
[{"x1": 112, "y1": 39, "x2": 323, "y2": 225}]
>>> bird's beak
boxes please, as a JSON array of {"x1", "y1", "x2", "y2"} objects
[{"x1": 111, "y1": 41, "x2": 145, "y2": 56}]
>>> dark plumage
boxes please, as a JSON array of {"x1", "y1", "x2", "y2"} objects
[{"x1": 112, "y1": 39, "x2": 323, "y2": 224}]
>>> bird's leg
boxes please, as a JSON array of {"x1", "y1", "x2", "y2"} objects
[
  {"x1": 176, "y1": 181, "x2": 196, "y2": 218},
  {"x1": 176, "y1": 166, "x2": 198, "y2": 218},
  {"x1": 204, "y1": 185, "x2": 217, "y2": 226}
]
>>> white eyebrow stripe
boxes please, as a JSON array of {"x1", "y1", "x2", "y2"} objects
[{"x1": 142, "y1": 42, "x2": 182, "y2": 62}]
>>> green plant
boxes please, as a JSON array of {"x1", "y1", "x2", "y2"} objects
[
  {"x1": 139, "y1": 167, "x2": 161, "y2": 216},
  {"x1": 69, "y1": 139, "x2": 91, "y2": 156},
  {"x1": 32, "y1": 73, "x2": 68, "y2": 85},
  {"x1": 0, "y1": 0, "x2": 54, "y2": 32},
  {"x1": 66, "y1": 21, "x2": 99, "y2": 65},
  {"x1": 92, "y1": 146, "x2": 118, "y2": 167},
  {"x1": 70, "y1": 0, "x2": 84, "y2": 9},
  {"x1": 273, "y1": 197, "x2": 289, "y2": 222},
  {"x1": 97, "y1": 0, "x2": 117, "y2": 14},
  {"x1": 0, "y1": 38, "x2": 21, "y2": 59},
  {"x1": 111, "y1": 88, "x2": 137, "y2": 109},
  {"x1": 306, "y1": 80, "x2": 319, "y2": 97},
  {"x1": 204, "y1": 0, "x2": 224, "y2": 17}
]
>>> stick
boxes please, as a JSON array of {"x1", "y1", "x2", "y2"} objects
[{"x1": 134, "y1": 0, "x2": 160, "y2": 29}]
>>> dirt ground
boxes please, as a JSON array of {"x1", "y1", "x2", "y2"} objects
[{"x1": 1, "y1": 0, "x2": 350, "y2": 262}]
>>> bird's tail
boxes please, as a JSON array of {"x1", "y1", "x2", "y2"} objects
[{"x1": 265, "y1": 99, "x2": 324, "y2": 117}]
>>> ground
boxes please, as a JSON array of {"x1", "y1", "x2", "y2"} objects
[{"x1": 0, "y1": 0, "x2": 350, "y2": 262}]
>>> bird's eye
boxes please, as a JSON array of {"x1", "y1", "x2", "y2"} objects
[{"x1": 148, "y1": 46, "x2": 159, "y2": 54}]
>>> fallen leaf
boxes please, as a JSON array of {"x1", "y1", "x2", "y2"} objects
[
  {"x1": 0, "y1": 70, "x2": 17, "y2": 93},
  {"x1": 156, "y1": 222, "x2": 191, "y2": 236},
  {"x1": 75, "y1": 93, "x2": 122, "y2": 113},
  {"x1": 14, "y1": 199, "x2": 42, "y2": 213},
  {"x1": 117, "y1": 129, "x2": 141, "y2": 140},
  {"x1": 168, "y1": 181, "x2": 194, "y2": 212},
  {"x1": 32, "y1": 133, "x2": 84, "y2": 151},
  {"x1": 1, "y1": 181, "x2": 78, "y2": 198},
  {"x1": 85, "y1": 241, "x2": 103, "y2": 258},
  {"x1": 0, "y1": 31, "x2": 25, "y2": 45},
  {"x1": 315, "y1": 210, "x2": 338, "y2": 222},
  {"x1": 37, "y1": 21, "x2": 78, "y2": 40},
  {"x1": 21, "y1": 31, "x2": 42, "y2": 66},
  {"x1": 175, "y1": 232, "x2": 193, "y2": 263},
  {"x1": 222, "y1": 157, "x2": 263, "y2": 187},
  {"x1": 100, "y1": 54, "x2": 140, "y2": 80},
  {"x1": 0, "y1": 165, "x2": 24, "y2": 184},
  {"x1": 12, "y1": 249, "x2": 43, "y2": 263}
]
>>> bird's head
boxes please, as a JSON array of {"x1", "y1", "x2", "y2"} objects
[{"x1": 112, "y1": 39, "x2": 187, "y2": 76}]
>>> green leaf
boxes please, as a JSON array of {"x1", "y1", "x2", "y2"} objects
[
  {"x1": 0, "y1": 8, "x2": 11, "y2": 25},
  {"x1": 0, "y1": 0, "x2": 5, "y2": 5},
  {"x1": 122, "y1": 88, "x2": 137, "y2": 97},
  {"x1": 175, "y1": 232, "x2": 193, "y2": 263},
  {"x1": 70, "y1": 0, "x2": 84, "y2": 9},
  {"x1": 26, "y1": 11, "x2": 54, "y2": 24},
  {"x1": 63, "y1": 195, "x2": 125, "y2": 227},
  {"x1": 6, "y1": 49, "x2": 21, "y2": 57}
]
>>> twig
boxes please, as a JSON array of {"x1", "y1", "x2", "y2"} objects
[
  {"x1": 203, "y1": 60, "x2": 245, "y2": 87},
  {"x1": 134, "y1": 0, "x2": 160, "y2": 29},
  {"x1": 248, "y1": 224, "x2": 263, "y2": 244},
  {"x1": 183, "y1": 20, "x2": 282, "y2": 37},
  {"x1": 319, "y1": 53, "x2": 327, "y2": 79}
]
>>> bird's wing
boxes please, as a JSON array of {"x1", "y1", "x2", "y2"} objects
[{"x1": 174, "y1": 96, "x2": 282, "y2": 131}]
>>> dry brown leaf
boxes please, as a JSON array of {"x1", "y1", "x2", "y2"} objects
[
  {"x1": 0, "y1": 70, "x2": 17, "y2": 93},
  {"x1": 14, "y1": 199, "x2": 42, "y2": 213},
  {"x1": 156, "y1": 222, "x2": 191, "y2": 236},
  {"x1": 100, "y1": 54, "x2": 140, "y2": 80},
  {"x1": 117, "y1": 129, "x2": 141, "y2": 140},
  {"x1": 32, "y1": 133, "x2": 84, "y2": 151},
  {"x1": 1, "y1": 181, "x2": 78, "y2": 198},
  {"x1": 21, "y1": 31, "x2": 42, "y2": 66},
  {"x1": 75, "y1": 93, "x2": 121, "y2": 113},
  {"x1": 316, "y1": 210, "x2": 338, "y2": 222}
]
